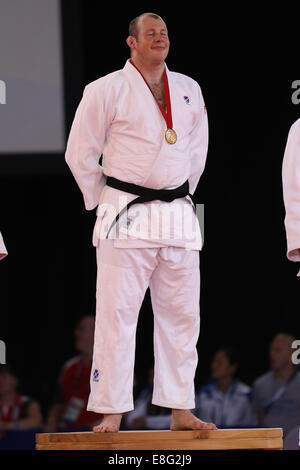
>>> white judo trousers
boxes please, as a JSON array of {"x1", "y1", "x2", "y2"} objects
[{"x1": 87, "y1": 238, "x2": 200, "y2": 414}]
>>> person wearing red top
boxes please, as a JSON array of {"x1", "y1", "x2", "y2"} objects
[
  {"x1": 0, "y1": 365, "x2": 42, "y2": 435},
  {"x1": 44, "y1": 315, "x2": 101, "y2": 431}
]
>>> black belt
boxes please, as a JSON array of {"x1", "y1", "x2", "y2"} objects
[{"x1": 104, "y1": 176, "x2": 196, "y2": 239}]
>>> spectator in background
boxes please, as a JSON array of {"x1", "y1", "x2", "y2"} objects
[
  {"x1": 194, "y1": 347, "x2": 256, "y2": 428},
  {"x1": 252, "y1": 332, "x2": 300, "y2": 441},
  {"x1": 44, "y1": 315, "x2": 100, "y2": 431},
  {"x1": 0, "y1": 364, "x2": 42, "y2": 434},
  {"x1": 124, "y1": 367, "x2": 171, "y2": 430},
  {"x1": 0, "y1": 232, "x2": 7, "y2": 260}
]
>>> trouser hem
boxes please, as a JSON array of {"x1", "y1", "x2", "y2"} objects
[
  {"x1": 152, "y1": 399, "x2": 195, "y2": 410},
  {"x1": 87, "y1": 405, "x2": 134, "y2": 414}
]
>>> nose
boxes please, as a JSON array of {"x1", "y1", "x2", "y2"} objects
[{"x1": 154, "y1": 33, "x2": 166, "y2": 42}]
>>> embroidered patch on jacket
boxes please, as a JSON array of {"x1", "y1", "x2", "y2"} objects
[{"x1": 183, "y1": 95, "x2": 191, "y2": 104}]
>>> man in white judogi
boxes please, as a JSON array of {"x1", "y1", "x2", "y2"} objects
[
  {"x1": 0, "y1": 232, "x2": 8, "y2": 260},
  {"x1": 282, "y1": 118, "x2": 300, "y2": 276},
  {"x1": 65, "y1": 13, "x2": 217, "y2": 432}
]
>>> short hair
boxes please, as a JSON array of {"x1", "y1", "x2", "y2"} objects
[
  {"x1": 214, "y1": 346, "x2": 240, "y2": 366},
  {"x1": 129, "y1": 13, "x2": 164, "y2": 39},
  {"x1": 271, "y1": 331, "x2": 297, "y2": 346}
]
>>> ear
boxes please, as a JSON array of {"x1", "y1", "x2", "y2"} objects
[{"x1": 126, "y1": 35, "x2": 136, "y2": 51}]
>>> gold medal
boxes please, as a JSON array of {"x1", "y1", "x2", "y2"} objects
[{"x1": 165, "y1": 128, "x2": 177, "y2": 144}]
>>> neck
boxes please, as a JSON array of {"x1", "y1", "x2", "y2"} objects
[
  {"x1": 217, "y1": 376, "x2": 233, "y2": 394},
  {"x1": 131, "y1": 56, "x2": 165, "y2": 84},
  {"x1": 272, "y1": 366, "x2": 295, "y2": 383}
]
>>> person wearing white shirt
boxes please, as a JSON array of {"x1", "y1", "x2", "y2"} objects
[
  {"x1": 194, "y1": 347, "x2": 256, "y2": 428},
  {"x1": 252, "y1": 333, "x2": 300, "y2": 439}
]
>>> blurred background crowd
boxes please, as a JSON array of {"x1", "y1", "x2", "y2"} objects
[{"x1": 0, "y1": 315, "x2": 299, "y2": 449}]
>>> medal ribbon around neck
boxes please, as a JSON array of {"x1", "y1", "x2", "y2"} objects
[{"x1": 130, "y1": 59, "x2": 177, "y2": 144}]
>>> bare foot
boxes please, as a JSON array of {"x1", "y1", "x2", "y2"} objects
[
  {"x1": 93, "y1": 413, "x2": 123, "y2": 433},
  {"x1": 170, "y1": 409, "x2": 217, "y2": 431}
]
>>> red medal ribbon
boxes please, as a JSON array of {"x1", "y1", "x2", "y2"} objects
[{"x1": 130, "y1": 59, "x2": 173, "y2": 130}]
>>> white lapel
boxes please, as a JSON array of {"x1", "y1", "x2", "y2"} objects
[{"x1": 122, "y1": 59, "x2": 165, "y2": 128}]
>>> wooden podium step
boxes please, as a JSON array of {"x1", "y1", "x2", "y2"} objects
[{"x1": 36, "y1": 428, "x2": 283, "y2": 450}]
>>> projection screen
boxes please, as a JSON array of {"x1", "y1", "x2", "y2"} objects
[{"x1": 0, "y1": 0, "x2": 65, "y2": 153}]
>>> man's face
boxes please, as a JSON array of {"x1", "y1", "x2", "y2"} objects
[
  {"x1": 0, "y1": 372, "x2": 17, "y2": 394},
  {"x1": 130, "y1": 16, "x2": 170, "y2": 65},
  {"x1": 269, "y1": 335, "x2": 293, "y2": 371},
  {"x1": 211, "y1": 351, "x2": 236, "y2": 380}
]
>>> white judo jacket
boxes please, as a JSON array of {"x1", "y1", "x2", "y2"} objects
[
  {"x1": 282, "y1": 118, "x2": 300, "y2": 274},
  {"x1": 0, "y1": 232, "x2": 7, "y2": 260},
  {"x1": 65, "y1": 59, "x2": 208, "y2": 250}
]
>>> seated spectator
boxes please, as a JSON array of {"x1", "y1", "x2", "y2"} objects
[
  {"x1": 124, "y1": 367, "x2": 171, "y2": 430},
  {"x1": 252, "y1": 332, "x2": 300, "y2": 442},
  {"x1": 194, "y1": 347, "x2": 256, "y2": 428},
  {"x1": 44, "y1": 315, "x2": 100, "y2": 431},
  {"x1": 0, "y1": 364, "x2": 42, "y2": 434}
]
